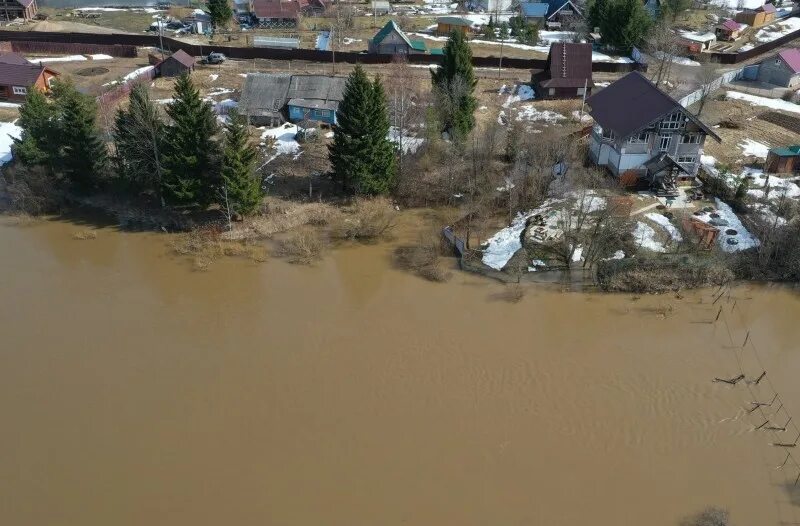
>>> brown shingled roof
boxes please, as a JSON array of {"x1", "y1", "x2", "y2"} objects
[
  {"x1": 0, "y1": 62, "x2": 52, "y2": 88},
  {"x1": 538, "y1": 42, "x2": 593, "y2": 89}
]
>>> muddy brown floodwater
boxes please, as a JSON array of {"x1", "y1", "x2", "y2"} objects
[{"x1": 2, "y1": 216, "x2": 800, "y2": 526}]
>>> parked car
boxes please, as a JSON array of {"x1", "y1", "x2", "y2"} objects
[{"x1": 201, "y1": 52, "x2": 226, "y2": 65}]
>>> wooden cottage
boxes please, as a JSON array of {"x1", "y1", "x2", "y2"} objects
[
  {"x1": 735, "y1": 3, "x2": 776, "y2": 28},
  {"x1": 436, "y1": 17, "x2": 472, "y2": 37},
  {"x1": 532, "y1": 42, "x2": 593, "y2": 99},
  {"x1": 765, "y1": 145, "x2": 800, "y2": 174},
  {"x1": 156, "y1": 49, "x2": 195, "y2": 77},
  {"x1": 368, "y1": 20, "x2": 427, "y2": 55},
  {"x1": 0, "y1": 53, "x2": 58, "y2": 102},
  {"x1": 239, "y1": 73, "x2": 345, "y2": 127},
  {"x1": 716, "y1": 19, "x2": 743, "y2": 42}
]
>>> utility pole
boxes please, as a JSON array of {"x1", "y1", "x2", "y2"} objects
[
  {"x1": 158, "y1": 14, "x2": 165, "y2": 61},
  {"x1": 579, "y1": 77, "x2": 588, "y2": 119}
]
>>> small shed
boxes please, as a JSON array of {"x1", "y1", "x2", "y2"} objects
[
  {"x1": 371, "y1": 0, "x2": 390, "y2": 15},
  {"x1": 765, "y1": 145, "x2": 800, "y2": 174},
  {"x1": 157, "y1": 49, "x2": 195, "y2": 77},
  {"x1": 757, "y1": 48, "x2": 800, "y2": 88},
  {"x1": 519, "y1": 2, "x2": 548, "y2": 24},
  {"x1": 735, "y1": 3, "x2": 776, "y2": 28},
  {"x1": 715, "y1": 19, "x2": 743, "y2": 41},
  {"x1": 436, "y1": 17, "x2": 473, "y2": 37},
  {"x1": 368, "y1": 20, "x2": 427, "y2": 54},
  {"x1": 532, "y1": 42, "x2": 593, "y2": 99}
]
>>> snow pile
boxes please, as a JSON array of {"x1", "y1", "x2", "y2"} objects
[
  {"x1": 710, "y1": 0, "x2": 762, "y2": 8},
  {"x1": 481, "y1": 210, "x2": 529, "y2": 270},
  {"x1": 738, "y1": 138, "x2": 769, "y2": 158},
  {"x1": 0, "y1": 121, "x2": 21, "y2": 166},
  {"x1": 726, "y1": 91, "x2": 800, "y2": 114},
  {"x1": 693, "y1": 199, "x2": 759, "y2": 252},
  {"x1": 678, "y1": 30, "x2": 716, "y2": 43},
  {"x1": 30, "y1": 54, "x2": 112, "y2": 64},
  {"x1": 591, "y1": 51, "x2": 634, "y2": 63},
  {"x1": 571, "y1": 110, "x2": 592, "y2": 122},
  {"x1": 388, "y1": 127, "x2": 425, "y2": 154},
  {"x1": 652, "y1": 51, "x2": 701, "y2": 66},
  {"x1": 634, "y1": 221, "x2": 667, "y2": 252},
  {"x1": 208, "y1": 74, "x2": 219, "y2": 82},
  {"x1": 501, "y1": 83, "x2": 535, "y2": 107},
  {"x1": 645, "y1": 212, "x2": 683, "y2": 242},
  {"x1": 261, "y1": 123, "x2": 300, "y2": 161},
  {"x1": 754, "y1": 17, "x2": 800, "y2": 44},
  {"x1": 342, "y1": 37, "x2": 363, "y2": 45},
  {"x1": 516, "y1": 105, "x2": 566, "y2": 123}
]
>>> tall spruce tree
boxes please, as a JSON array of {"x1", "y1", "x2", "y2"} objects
[
  {"x1": 599, "y1": 0, "x2": 652, "y2": 52},
  {"x1": 162, "y1": 73, "x2": 219, "y2": 207},
  {"x1": 431, "y1": 30, "x2": 477, "y2": 139},
  {"x1": 113, "y1": 83, "x2": 166, "y2": 204},
  {"x1": 219, "y1": 109, "x2": 261, "y2": 215},
  {"x1": 14, "y1": 88, "x2": 57, "y2": 168},
  {"x1": 206, "y1": 0, "x2": 232, "y2": 31},
  {"x1": 58, "y1": 82, "x2": 108, "y2": 189},
  {"x1": 359, "y1": 75, "x2": 395, "y2": 195},
  {"x1": 329, "y1": 65, "x2": 377, "y2": 194}
]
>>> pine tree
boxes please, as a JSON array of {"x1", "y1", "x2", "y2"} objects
[
  {"x1": 58, "y1": 82, "x2": 108, "y2": 189},
  {"x1": 219, "y1": 109, "x2": 261, "y2": 215},
  {"x1": 599, "y1": 0, "x2": 652, "y2": 52},
  {"x1": 113, "y1": 83, "x2": 166, "y2": 203},
  {"x1": 329, "y1": 64, "x2": 374, "y2": 193},
  {"x1": 206, "y1": 0, "x2": 232, "y2": 31},
  {"x1": 14, "y1": 88, "x2": 57, "y2": 168},
  {"x1": 162, "y1": 73, "x2": 219, "y2": 207},
  {"x1": 431, "y1": 30, "x2": 477, "y2": 139}
]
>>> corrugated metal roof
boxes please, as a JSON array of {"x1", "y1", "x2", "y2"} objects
[
  {"x1": 0, "y1": 63, "x2": 50, "y2": 88},
  {"x1": 288, "y1": 98, "x2": 339, "y2": 111},
  {"x1": 539, "y1": 42, "x2": 593, "y2": 88},
  {"x1": 437, "y1": 16, "x2": 473, "y2": 26},
  {"x1": 770, "y1": 145, "x2": 800, "y2": 156},
  {"x1": 777, "y1": 48, "x2": 800, "y2": 74},
  {"x1": 0, "y1": 52, "x2": 31, "y2": 65},
  {"x1": 520, "y1": 2, "x2": 549, "y2": 17},
  {"x1": 163, "y1": 49, "x2": 195, "y2": 68},
  {"x1": 239, "y1": 73, "x2": 346, "y2": 118},
  {"x1": 253, "y1": 36, "x2": 300, "y2": 48}
]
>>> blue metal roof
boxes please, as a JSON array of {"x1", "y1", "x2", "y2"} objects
[{"x1": 520, "y1": 2, "x2": 549, "y2": 17}]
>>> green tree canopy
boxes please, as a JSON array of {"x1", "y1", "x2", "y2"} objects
[
  {"x1": 599, "y1": 0, "x2": 652, "y2": 52},
  {"x1": 13, "y1": 88, "x2": 57, "y2": 168},
  {"x1": 219, "y1": 109, "x2": 261, "y2": 215},
  {"x1": 206, "y1": 0, "x2": 232, "y2": 30},
  {"x1": 431, "y1": 30, "x2": 477, "y2": 139},
  {"x1": 57, "y1": 80, "x2": 108, "y2": 189}
]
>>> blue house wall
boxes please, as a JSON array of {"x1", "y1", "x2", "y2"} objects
[{"x1": 288, "y1": 105, "x2": 337, "y2": 125}]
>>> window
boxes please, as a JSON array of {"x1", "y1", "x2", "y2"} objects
[
  {"x1": 12, "y1": 86, "x2": 27, "y2": 95},
  {"x1": 660, "y1": 111, "x2": 685, "y2": 130},
  {"x1": 313, "y1": 109, "x2": 329, "y2": 118},
  {"x1": 681, "y1": 133, "x2": 701, "y2": 144},
  {"x1": 602, "y1": 128, "x2": 615, "y2": 140},
  {"x1": 577, "y1": 87, "x2": 585, "y2": 95},
  {"x1": 659, "y1": 133, "x2": 672, "y2": 152},
  {"x1": 628, "y1": 132, "x2": 649, "y2": 144},
  {"x1": 677, "y1": 156, "x2": 696, "y2": 163}
]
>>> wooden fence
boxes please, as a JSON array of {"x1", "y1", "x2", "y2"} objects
[
  {"x1": 96, "y1": 66, "x2": 156, "y2": 106},
  {"x1": 0, "y1": 29, "x2": 646, "y2": 73}
]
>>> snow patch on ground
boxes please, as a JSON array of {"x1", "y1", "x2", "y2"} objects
[
  {"x1": 0, "y1": 121, "x2": 21, "y2": 166},
  {"x1": 645, "y1": 212, "x2": 683, "y2": 242},
  {"x1": 481, "y1": 211, "x2": 529, "y2": 270},
  {"x1": 261, "y1": 123, "x2": 300, "y2": 161},
  {"x1": 208, "y1": 74, "x2": 219, "y2": 82},
  {"x1": 388, "y1": 127, "x2": 425, "y2": 154},
  {"x1": 516, "y1": 105, "x2": 566, "y2": 123},
  {"x1": 726, "y1": 91, "x2": 800, "y2": 114},
  {"x1": 753, "y1": 17, "x2": 800, "y2": 44},
  {"x1": 30, "y1": 54, "x2": 111, "y2": 64},
  {"x1": 501, "y1": 83, "x2": 535, "y2": 107},
  {"x1": 694, "y1": 199, "x2": 760, "y2": 252},
  {"x1": 739, "y1": 138, "x2": 770, "y2": 158},
  {"x1": 652, "y1": 51, "x2": 701, "y2": 66},
  {"x1": 634, "y1": 221, "x2": 667, "y2": 252}
]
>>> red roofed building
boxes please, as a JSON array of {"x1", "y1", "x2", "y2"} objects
[
  {"x1": 0, "y1": 54, "x2": 58, "y2": 102},
  {"x1": 716, "y1": 19, "x2": 743, "y2": 41},
  {"x1": 758, "y1": 48, "x2": 800, "y2": 88},
  {"x1": 532, "y1": 42, "x2": 594, "y2": 99},
  {"x1": 0, "y1": 0, "x2": 37, "y2": 21}
]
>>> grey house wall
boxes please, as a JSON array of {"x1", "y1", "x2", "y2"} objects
[
  {"x1": 758, "y1": 55, "x2": 800, "y2": 88},
  {"x1": 590, "y1": 119, "x2": 707, "y2": 178}
]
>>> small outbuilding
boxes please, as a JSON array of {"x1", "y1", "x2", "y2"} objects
[
  {"x1": 0, "y1": 54, "x2": 58, "y2": 102},
  {"x1": 156, "y1": 49, "x2": 195, "y2": 77},
  {"x1": 532, "y1": 42, "x2": 593, "y2": 99},
  {"x1": 370, "y1": 0, "x2": 390, "y2": 15},
  {"x1": 715, "y1": 19, "x2": 743, "y2": 41},
  {"x1": 765, "y1": 145, "x2": 800, "y2": 174},
  {"x1": 757, "y1": 48, "x2": 800, "y2": 88},
  {"x1": 368, "y1": 20, "x2": 426, "y2": 54},
  {"x1": 519, "y1": 2, "x2": 549, "y2": 25},
  {"x1": 436, "y1": 16, "x2": 473, "y2": 36},
  {"x1": 239, "y1": 72, "x2": 346, "y2": 127},
  {"x1": 735, "y1": 3, "x2": 776, "y2": 28}
]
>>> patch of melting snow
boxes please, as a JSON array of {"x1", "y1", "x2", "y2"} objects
[
  {"x1": 209, "y1": 74, "x2": 219, "y2": 82},
  {"x1": 645, "y1": 212, "x2": 683, "y2": 242},
  {"x1": 501, "y1": 83, "x2": 535, "y2": 108},
  {"x1": 754, "y1": 17, "x2": 800, "y2": 43},
  {"x1": 481, "y1": 211, "x2": 529, "y2": 270},
  {"x1": 739, "y1": 138, "x2": 769, "y2": 158},
  {"x1": 693, "y1": 199, "x2": 759, "y2": 252},
  {"x1": 726, "y1": 91, "x2": 800, "y2": 114},
  {"x1": 388, "y1": 127, "x2": 425, "y2": 154},
  {"x1": 516, "y1": 105, "x2": 566, "y2": 123},
  {"x1": 261, "y1": 123, "x2": 301, "y2": 161},
  {"x1": 634, "y1": 221, "x2": 666, "y2": 252},
  {"x1": 0, "y1": 121, "x2": 21, "y2": 166}
]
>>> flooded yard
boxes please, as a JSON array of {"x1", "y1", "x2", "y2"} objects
[{"x1": 2, "y1": 216, "x2": 800, "y2": 525}]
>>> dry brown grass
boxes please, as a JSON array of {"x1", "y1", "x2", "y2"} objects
[
  {"x1": 332, "y1": 198, "x2": 396, "y2": 242},
  {"x1": 72, "y1": 230, "x2": 97, "y2": 240},
  {"x1": 273, "y1": 228, "x2": 326, "y2": 264},
  {"x1": 248, "y1": 198, "x2": 341, "y2": 238},
  {"x1": 2, "y1": 213, "x2": 38, "y2": 226},
  {"x1": 171, "y1": 228, "x2": 268, "y2": 270}
]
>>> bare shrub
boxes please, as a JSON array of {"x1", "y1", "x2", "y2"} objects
[
  {"x1": 171, "y1": 228, "x2": 268, "y2": 269},
  {"x1": 72, "y1": 230, "x2": 97, "y2": 240},
  {"x1": 2, "y1": 164, "x2": 60, "y2": 215},
  {"x1": 393, "y1": 235, "x2": 451, "y2": 282},
  {"x1": 332, "y1": 198, "x2": 396, "y2": 242},
  {"x1": 274, "y1": 228, "x2": 326, "y2": 264},
  {"x1": 497, "y1": 283, "x2": 525, "y2": 303},
  {"x1": 599, "y1": 256, "x2": 734, "y2": 293},
  {"x1": 681, "y1": 507, "x2": 730, "y2": 526}
]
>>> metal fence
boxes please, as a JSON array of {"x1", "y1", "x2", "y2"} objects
[
  {"x1": 677, "y1": 67, "x2": 745, "y2": 108},
  {"x1": 96, "y1": 66, "x2": 156, "y2": 106},
  {"x1": 8, "y1": 40, "x2": 137, "y2": 57}
]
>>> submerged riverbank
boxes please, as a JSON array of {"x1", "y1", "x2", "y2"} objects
[{"x1": 2, "y1": 217, "x2": 800, "y2": 525}]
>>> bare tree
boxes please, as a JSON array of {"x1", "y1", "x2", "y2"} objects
[
  {"x1": 694, "y1": 62, "x2": 719, "y2": 117},
  {"x1": 386, "y1": 58, "x2": 423, "y2": 185},
  {"x1": 647, "y1": 23, "x2": 680, "y2": 89}
]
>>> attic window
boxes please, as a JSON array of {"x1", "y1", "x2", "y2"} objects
[
  {"x1": 661, "y1": 111, "x2": 684, "y2": 130},
  {"x1": 12, "y1": 86, "x2": 26, "y2": 95}
]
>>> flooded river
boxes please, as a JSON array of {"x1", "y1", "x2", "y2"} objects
[{"x1": 2, "y1": 216, "x2": 800, "y2": 525}]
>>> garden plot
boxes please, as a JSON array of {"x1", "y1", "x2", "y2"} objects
[
  {"x1": 753, "y1": 17, "x2": 800, "y2": 44},
  {"x1": 693, "y1": 199, "x2": 760, "y2": 252}
]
